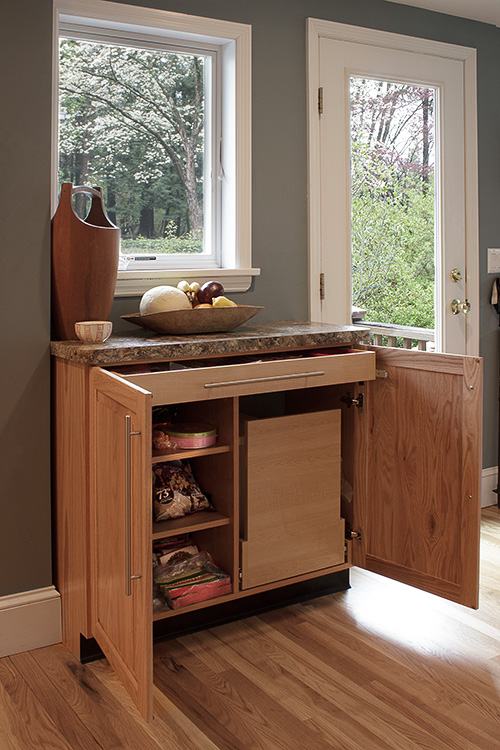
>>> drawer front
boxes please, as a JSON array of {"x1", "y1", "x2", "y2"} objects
[{"x1": 121, "y1": 350, "x2": 376, "y2": 405}]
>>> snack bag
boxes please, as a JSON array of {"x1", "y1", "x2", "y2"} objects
[{"x1": 153, "y1": 460, "x2": 212, "y2": 521}]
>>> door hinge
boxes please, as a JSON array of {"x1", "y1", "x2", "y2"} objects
[
  {"x1": 340, "y1": 392, "x2": 364, "y2": 409},
  {"x1": 375, "y1": 369, "x2": 388, "y2": 379},
  {"x1": 319, "y1": 272, "x2": 325, "y2": 300},
  {"x1": 238, "y1": 567, "x2": 242, "y2": 582},
  {"x1": 350, "y1": 528, "x2": 363, "y2": 542},
  {"x1": 318, "y1": 86, "x2": 323, "y2": 115}
]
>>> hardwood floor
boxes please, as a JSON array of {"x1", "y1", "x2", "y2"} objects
[{"x1": 2, "y1": 507, "x2": 500, "y2": 749}]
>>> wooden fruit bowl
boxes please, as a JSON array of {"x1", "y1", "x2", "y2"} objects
[{"x1": 121, "y1": 305, "x2": 263, "y2": 335}]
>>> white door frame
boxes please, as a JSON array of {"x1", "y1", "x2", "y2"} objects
[{"x1": 306, "y1": 18, "x2": 479, "y2": 356}]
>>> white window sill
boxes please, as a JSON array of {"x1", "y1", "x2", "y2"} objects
[{"x1": 114, "y1": 267, "x2": 261, "y2": 297}]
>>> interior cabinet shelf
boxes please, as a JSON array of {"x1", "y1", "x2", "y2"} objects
[
  {"x1": 152, "y1": 443, "x2": 231, "y2": 464},
  {"x1": 153, "y1": 590, "x2": 236, "y2": 621},
  {"x1": 152, "y1": 510, "x2": 231, "y2": 539}
]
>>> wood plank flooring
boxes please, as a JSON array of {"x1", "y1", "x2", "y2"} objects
[{"x1": 2, "y1": 507, "x2": 500, "y2": 749}]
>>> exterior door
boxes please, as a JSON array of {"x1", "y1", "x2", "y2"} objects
[
  {"x1": 91, "y1": 368, "x2": 153, "y2": 721},
  {"x1": 359, "y1": 347, "x2": 482, "y2": 608},
  {"x1": 307, "y1": 20, "x2": 479, "y2": 356}
]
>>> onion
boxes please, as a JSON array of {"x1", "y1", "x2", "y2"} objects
[{"x1": 140, "y1": 285, "x2": 192, "y2": 315}]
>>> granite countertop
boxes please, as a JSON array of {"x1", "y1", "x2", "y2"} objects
[{"x1": 50, "y1": 321, "x2": 370, "y2": 365}]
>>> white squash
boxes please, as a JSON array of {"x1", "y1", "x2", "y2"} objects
[{"x1": 139, "y1": 285, "x2": 192, "y2": 315}]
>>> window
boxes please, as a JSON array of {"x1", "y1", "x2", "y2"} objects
[
  {"x1": 350, "y1": 77, "x2": 436, "y2": 335},
  {"x1": 53, "y1": 0, "x2": 257, "y2": 296}
]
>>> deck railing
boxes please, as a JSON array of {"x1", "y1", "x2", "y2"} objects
[{"x1": 354, "y1": 321, "x2": 435, "y2": 351}]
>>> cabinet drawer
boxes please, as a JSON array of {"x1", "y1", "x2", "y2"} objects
[{"x1": 119, "y1": 349, "x2": 376, "y2": 405}]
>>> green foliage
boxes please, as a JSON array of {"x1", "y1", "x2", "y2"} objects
[
  {"x1": 121, "y1": 228, "x2": 203, "y2": 255},
  {"x1": 352, "y1": 145, "x2": 435, "y2": 328}
]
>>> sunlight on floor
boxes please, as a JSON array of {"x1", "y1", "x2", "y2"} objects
[
  {"x1": 346, "y1": 568, "x2": 471, "y2": 657},
  {"x1": 338, "y1": 510, "x2": 500, "y2": 665}
]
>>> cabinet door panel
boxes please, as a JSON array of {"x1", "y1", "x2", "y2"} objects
[
  {"x1": 363, "y1": 348, "x2": 481, "y2": 608},
  {"x1": 91, "y1": 368, "x2": 153, "y2": 720},
  {"x1": 240, "y1": 410, "x2": 345, "y2": 589}
]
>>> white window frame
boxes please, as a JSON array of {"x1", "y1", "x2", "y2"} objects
[{"x1": 52, "y1": 0, "x2": 259, "y2": 296}]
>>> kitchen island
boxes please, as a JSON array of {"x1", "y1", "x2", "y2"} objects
[{"x1": 51, "y1": 321, "x2": 481, "y2": 720}]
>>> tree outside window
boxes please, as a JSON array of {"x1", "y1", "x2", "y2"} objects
[
  {"x1": 59, "y1": 38, "x2": 208, "y2": 257},
  {"x1": 350, "y1": 78, "x2": 436, "y2": 332}
]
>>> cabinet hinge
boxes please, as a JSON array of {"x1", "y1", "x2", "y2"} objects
[
  {"x1": 319, "y1": 272, "x2": 325, "y2": 301},
  {"x1": 376, "y1": 369, "x2": 388, "y2": 379},
  {"x1": 350, "y1": 528, "x2": 363, "y2": 542},
  {"x1": 238, "y1": 567, "x2": 243, "y2": 582},
  {"x1": 340, "y1": 392, "x2": 364, "y2": 409},
  {"x1": 318, "y1": 86, "x2": 323, "y2": 115}
]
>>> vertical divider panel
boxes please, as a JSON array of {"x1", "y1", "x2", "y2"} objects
[{"x1": 181, "y1": 397, "x2": 239, "y2": 590}]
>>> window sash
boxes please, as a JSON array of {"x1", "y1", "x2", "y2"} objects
[{"x1": 58, "y1": 23, "x2": 221, "y2": 267}]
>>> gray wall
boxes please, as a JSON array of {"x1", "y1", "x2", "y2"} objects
[
  {"x1": 1, "y1": 0, "x2": 499, "y2": 597},
  {"x1": 0, "y1": 1, "x2": 53, "y2": 595}
]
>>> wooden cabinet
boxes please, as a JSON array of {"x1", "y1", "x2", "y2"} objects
[{"x1": 52, "y1": 339, "x2": 482, "y2": 722}]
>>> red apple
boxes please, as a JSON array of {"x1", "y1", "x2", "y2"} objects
[{"x1": 197, "y1": 280, "x2": 224, "y2": 304}]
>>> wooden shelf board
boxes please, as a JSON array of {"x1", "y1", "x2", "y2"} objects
[
  {"x1": 153, "y1": 591, "x2": 236, "y2": 621},
  {"x1": 152, "y1": 560, "x2": 352, "y2": 621},
  {"x1": 152, "y1": 443, "x2": 231, "y2": 464},
  {"x1": 152, "y1": 510, "x2": 231, "y2": 539}
]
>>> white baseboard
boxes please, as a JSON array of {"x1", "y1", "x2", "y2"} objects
[
  {"x1": 482, "y1": 467, "x2": 498, "y2": 508},
  {"x1": 0, "y1": 585, "x2": 61, "y2": 658}
]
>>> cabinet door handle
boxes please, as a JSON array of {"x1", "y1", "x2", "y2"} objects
[
  {"x1": 204, "y1": 370, "x2": 325, "y2": 389},
  {"x1": 125, "y1": 415, "x2": 141, "y2": 597}
]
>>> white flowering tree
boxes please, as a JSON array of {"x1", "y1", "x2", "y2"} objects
[{"x1": 59, "y1": 39, "x2": 205, "y2": 241}]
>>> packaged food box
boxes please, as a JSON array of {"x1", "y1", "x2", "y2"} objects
[{"x1": 168, "y1": 422, "x2": 217, "y2": 449}]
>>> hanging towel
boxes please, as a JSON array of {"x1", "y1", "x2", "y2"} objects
[{"x1": 491, "y1": 277, "x2": 500, "y2": 316}]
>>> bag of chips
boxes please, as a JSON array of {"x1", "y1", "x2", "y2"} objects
[{"x1": 152, "y1": 460, "x2": 212, "y2": 521}]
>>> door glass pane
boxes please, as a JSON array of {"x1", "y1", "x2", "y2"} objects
[{"x1": 350, "y1": 77, "x2": 436, "y2": 345}]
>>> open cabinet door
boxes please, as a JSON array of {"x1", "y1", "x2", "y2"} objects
[
  {"x1": 361, "y1": 347, "x2": 482, "y2": 608},
  {"x1": 91, "y1": 368, "x2": 153, "y2": 720}
]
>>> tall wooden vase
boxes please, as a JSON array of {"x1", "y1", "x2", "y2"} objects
[{"x1": 51, "y1": 183, "x2": 120, "y2": 340}]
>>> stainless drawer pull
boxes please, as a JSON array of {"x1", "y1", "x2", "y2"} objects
[
  {"x1": 204, "y1": 370, "x2": 325, "y2": 389},
  {"x1": 125, "y1": 415, "x2": 141, "y2": 597}
]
